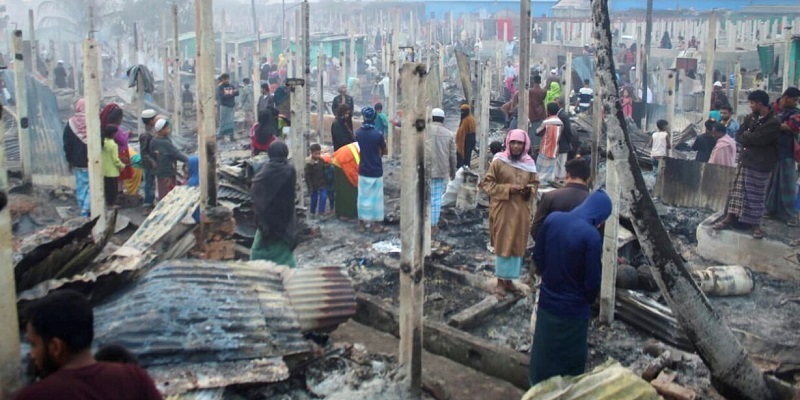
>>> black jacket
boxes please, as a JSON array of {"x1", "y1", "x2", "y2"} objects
[
  {"x1": 252, "y1": 155, "x2": 298, "y2": 249},
  {"x1": 557, "y1": 108, "x2": 573, "y2": 154},
  {"x1": 63, "y1": 123, "x2": 88, "y2": 168},
  {"x1": 331, "y1": 94, "x2": 354, "y2": 117},
  {"x1": 736, "y1": 112, "x2": 781, "y2": 173},
  {"x1": 331, "y1": 118, "x2": 354, "y2": 151}
]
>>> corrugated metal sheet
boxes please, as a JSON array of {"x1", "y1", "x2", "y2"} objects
[
  {"x1": 284, "y1": 266, "x2": 357, "y2": 332},
  {"x1": 151, "y1": 359, "x2": 287, "y2": 397},
  {"x1": 615, "y1": 289, "x2": 694, "y2": 351},
  {"x1": 93, "y1": 260, "x2": 309, "y2": 394},
  {"x1": 18, "y1": 186, "x2": 199, "y2": 301},
  {"x1": 654, "y1": 157, "x2": 736, "y2": 211},
  {"x1": 522, "y1": 360, "x2": 660, "y2": 400},
  {"x1": 2, "y1": 70, "x2": 70, "y2": 178}
]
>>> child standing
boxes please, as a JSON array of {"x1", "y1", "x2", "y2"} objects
[
  {"x1": 304, "y1": 143, "x2": 328, "y2": 218},
  {"x1": 647, "y1": 119, "x2": 671, "y2": 170},
  {"x1": 102, "y1": 125, "x2": 126, "y2": 207}
]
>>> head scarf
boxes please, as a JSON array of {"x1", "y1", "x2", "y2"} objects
[
  {"x1": 361, "y1": 106, "x2": 376, "y2": 129},
  {"x1": 544, "y1": 82, "x2": 561, "y2": 105},
  {"x1": 456, "y1": 104, "x2": 476, "y2": 158},
  {"x1": 251, "y1": 140, "x2": 297, "y2": 249},
  {"x1": 68, "y1": 99, "x2": 88, "y2": 143},
  {"x1": 493, "y1": 129, "x2": 537, "y2": 173},
  {"x1": 100, "y1": 103, "x2": 120, "y2": 129}
]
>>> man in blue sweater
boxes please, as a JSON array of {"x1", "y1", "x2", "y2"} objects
[{"x1": 529, "y1": 189, "x2": 612, "y2": 386}]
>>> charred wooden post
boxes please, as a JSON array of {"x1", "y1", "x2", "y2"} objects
[
  {"x1": 733, "y1": 61, "x2": 741, "y2": 115},
  {"x1": 288, "y1": 78, "x2": 307, "y2": 204},
  {"x1": 399, "y1": 63, "x2": 429, "y2": 397},
  {"x1": 701, "y1": 11, "x2": 717, "y2": 118},
  {"x1": 83, "y1": 39, "x2": 106, "y2": 238},
  {"x1": 302, "y1": 0, "x2": 311, "y2": 137},
  {"x1": 12, "y1": 31, "x2": 32, "y2": 184},
  {"x1": 196, "y1": 0, "x2": 218, "y2": 219},
  {"x1": 220, "y1": 9, "x2": 227, "y2": 76},
  {"x1": 317, "y1": 47, "x2": 325, "y2": 144},
  {"x1": 564, "y1": 52, "x2": 573, "y2": 108},
  {"x1": 781, "y1": 25, "x2": 792, "y2": 93},
  {"x1": 0, "y1": 105, "x2": 21, "y2": 399},
  {"x1": 172, "y1": 4, "x2": 182, "y2": 138},
  {"x1": 478, "y1": 62, "x2": 491, "y2": 173},
  {"x1": 162, "y1": 16, "x2": 171, "y2": 112},
  {"x1": 666, "y1": 70, "x2": 676, "y2": 132},
  {"x1": 643, "y1": 0, "x2": 653, "y2": 129},
  {"x1": 517, "y1": 0, "x2": 531, "y2": 131},
  {"x1": 28, "y1": 10, "x2": 37, "y2": 78},
  {"x1": 592, "y1": 1, "x2": 785, "y2": 398}
]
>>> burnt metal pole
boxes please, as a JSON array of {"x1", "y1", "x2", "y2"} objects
[{"x1": 398, "y1": 62, "x2": 429, "y2": 398}]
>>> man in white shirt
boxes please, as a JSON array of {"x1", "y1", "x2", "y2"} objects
[
  {"x1": 646, "y1": 119, "x2": 671, "y2": 170},
  {"x1": 576, "y1": 79, "x2": 594, "y2": 113},
  {"x1": 504, "y1": 60, "x2": 516, "y2": 80}
]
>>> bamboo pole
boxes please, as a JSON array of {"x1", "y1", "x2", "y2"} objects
[
  {"x1": 0, "y1": 103, "x2": 21, "y2": 400},
  {"x1": 172, "y1": 4, "x2": 182, "y2": 138},
  {"x1": 47, "y1": 40, "x2": 55, "y2": 89},
  {"x1": 196, "y1": 0, "x2": 218, "y2": 215},
  {"x1": 29, "y1": 10, "x2": 37, "y2": 76},
  {"x1": 349, "y1": 22, "x2": 356, "y2": 87},
  {"x1": 302, "y1": 1, "x2": 311, "y2": 140},
  {"x1": 162, "y1": 16, "x2": 170, "y2": 111},
  {"x1": 643, "y1": 0, "x2": 653, "y2": 129},
  {"x1": 598, "y1": 88, "x2": 619, "y2": 324},
  {"x1": 666, "y1": 70, "x2": 676, "y2": 131},
  {"x1": 782, "y1": 24, "x2": 792, "y2": 93},
  {"x1": 289, "y1": 80, "x2": 306, "y2": 203},
  {"x1": 478, "y1": 62, "x2": 491, "y2": 173},
  {"x1": 518, "y1": 0, "x2": 531, "y2": 131},
  {"x1": 398, "y1": 62, "x2": 429, "y2": 397},
  {"x1": 83, "y1": 39, "x2": 106, "y2": 238},
  {"x1": 317, "y1": 47, "x2": 325, "y2": 144},
  {"x1": 221, "y1": 9, "x2": 227, "y2": 75},
  {"x1": 388, "y1": 9, "x2": 400, "y2": 157},
  {"x1": 701, "y1": 11, "x2": 717, "y2": 118},
  {"x1": 12, "y1": 31, "x2": 32, "y2": 184},
  {"x1": 564, "y1": 52, "x2": 573, "y2": 108},
  {"x1": 733, "y1": 61, "x2": 741, "y2": 115},
  {"x1": 251, "y1": 0, "x2": 260, "y2": 126},
  {"x1": 72, "y1": 43, "x2": 80, "y2": 92}
]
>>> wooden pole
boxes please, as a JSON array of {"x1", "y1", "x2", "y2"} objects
[
  {"x1": 388, "y1": 9, "x2": 400, "y2": 157},
  {"x1": 398, "y1": 62, "x2": 428, "y2": 397},
  {"x1": 12, "y1": 31, "x2": 32, "y2": 184},
  {"x1": 317, "y1": 47, "x2": 325, "y2": 144},
  {"x1": 518, "y1": 0, "x2": 531, "y2": 131},
  {"x1": 172, "y1": 4, "x2": 182, "y2": 138},
  {"x1": 782, "y1": 24, "x2": 792, "y2": 93},
  {"x1": 196, "y1": 0, "x2": 218, "y2": 215},
  {"x1": 598, "y1": 83, "x2": 619, "y2": 324},
  {"x1": 643, "y1": 0, "x2": 654, "y2": 129},
  {"x1": 349, "y1": 22, "x2": 356, "y2": 86},
  {"x1": 220, "y1": 9, "x2": 227, "y2": 75},
  {"x1": 733, "y1": 61, "x2": 741, "y2": 115},
  {"x1": 289, "y1": 80, "x2": 306, "y2": 204},
  {"x1": 701, "y1": 10, "x2": 717, "y2": 118},
  {"x1": 29, "y1": 10, "x2": 37, "y2": 77},
  {"x1": 591, "y1": 93, "x2": 602, "y2": 189},
  {"x1": 251, "y1": 0, "x2": 260, "y2": 125},
  {"x1": 478, "y1": 62, "x2": 491, "y2": 173},
  {"x1": 0, "y1": 103, "x2": 21, "y2": 400},
  {"x1": 162, "y1": 15, "x2": 171, "y2": 112},
  {"x1": 635, "y1": 25, "x2": 642, "y2": 89},
  {"x1": 666, "y1": 70, "x2": 676, "y2": 132},
  {"x1": 564, "y1": 51, "x2": 573, "y2": 108},
  {"x1": 47, "y1": 40, "x2": 55, "y2": 89},
  {"x1": 302, "y1": 1, "x2": 311, "y2": 139},
  {"x1": 72, "y1": 43, "x2": 80, "y2": 92},
  {"x1": 83, "y1": 39, "x2": 106, "y2": 238}
]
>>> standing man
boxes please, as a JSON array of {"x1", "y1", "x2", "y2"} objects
[
  {"x1": 504, "y1": 60, "x2": 516, "y2": 81},
  {"x1": 239, "y1": 78, "x2": 254, "y2": 129},
  {"x1": 719, "y1": 105, "x2": 739, "y2": 138},
  {"x1": 555, "y1": 97, "x2": 574, "y2": 174},
  {"x1": 140, "y1": 109, "x2": 165, "y2": 210},
  {"x1": 765, "y1": 87, "x2": 800, "y2": 226},
  {"x1": 692, "y1": 119, "x2": 718, "y2": 163},
  {"x1": 530, "y1": 158, "x2": 591, "y2": 240},
  {"x1": 456, "y1": 104, "x2": 477, "y2": 168},
  {"x1": 535, "y1": 103, "x2": 564, "y2": 184},
  {"x1": 428, "y1": 108, "x2": 457, "y2": 235},
  {"x1": 529, "y1": 189, "x2": 612, "y2": 385},
  {"x1": 257, "y1": 83, "x2": 272, "y2": 116},
  {"x1": 332, "y1": 85, "x2": 354, "y2": 118},
  {"x1": 528, "y1": 75, "x2": 548, "y2": 153},
  {"x1": 481, "y1": 129, "x2": 538, "y2": 300},
  {"x1": 709, "y1": 123, "x2": 737, "y2": 167},
  {"x1": 54, "y1": 60, "x2": 68, "y2": 89},
  {"x1": 14, "y1": 290, "x2": 162, "y2": 399},
  {"x1": 148, "y1": 119, "x2": 188, "y2": 200},
  {"x1": 576, "y1": 79, "x2": 594, "y2": 114},
  {"x1": 713, "y1": 90, "x2": 781, "y2": 239},
  {"x1": 355, "y1": 107, "x2": 388, "y2": 233},
  {"x1": 216, "y1": 73, "x2": 239, "y2": 139},
  {"x1": 250, "y1": 141, "x2": 299, "y2": 267},
  {"x1": 710, "y1": 81, "x2": 730, "y2": 111}
]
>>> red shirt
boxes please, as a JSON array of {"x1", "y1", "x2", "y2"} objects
[{"x1": 15, "y1": 362, "x2": 162, "y2": 400}]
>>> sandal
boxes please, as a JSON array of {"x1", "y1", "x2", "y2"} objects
[
  {"x1": 712, "y1": 220, "x2": 732, "y2": 230},
  {"x1": 357, "y1": 225, "x2": 367, "y2": 233},
  {"x1": 752, "y1": 228, "x2": 764, "y2": 240}
]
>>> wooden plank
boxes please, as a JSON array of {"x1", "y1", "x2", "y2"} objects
[{"x1": 447, "y1": 295, "x2": 521, "y2": 330}]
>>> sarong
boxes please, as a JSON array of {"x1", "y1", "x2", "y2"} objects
[
  {"x1": 726, "y1": 166, "x2": 772, "y2": 226},
  {"x1": 536, "y1": 155, "x2": 558, "y2": 184},
  {"x1": 431, "y1": 177, "x2": 446, "y2": 225},
  {"x1": 250, "y1": 229, "x2": 296, "y2": 268},
  {"x1": 495, "y1": 256, "x2": 522, "y2": 280},
  {"x1": 555, "y1": 153, "x2": 568, "y2": 180},
  {"x1": 529, "y1": 308, "x2": 589, "y2": 386},
  {"x1": 73, "y1": 168, "x2": 90, "y2": 216},
  {"x1": 357, "y1": 175, "x2": 385, "y2": 222},
  {"x1": 334, "y1": 168, "x2": 357, "y2": 218},
  {"x1": 218, "y1": 105, "x2": 235, "y2": 136},
  {"x1": 765, "y1": 158, "x2": 798, "y2": 219},
  {"x1": 123, "y1": 148, "x2": 142, "y2": 195}
]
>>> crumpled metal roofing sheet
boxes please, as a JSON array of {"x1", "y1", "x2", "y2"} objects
[
  {"x1": 284, "y1": 266, "x2": 357, "y2": 332},
  {"x1": 94, "y1": 260, "x2": 311, "y2": 394},
  {"x1": 521, "y1": 360, "x2": 660, "y2": 400}
]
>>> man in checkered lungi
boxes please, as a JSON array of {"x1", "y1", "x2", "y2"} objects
[{"x1": 428, "y1": 108, "x2": 458, "y2": 235}]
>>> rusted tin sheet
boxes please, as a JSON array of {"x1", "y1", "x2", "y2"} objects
[
  {"x1": 284, "y1": 266, "x2": 357, "y2": 332},
  {"x1": 654, "y1": 157, "x2": 736, "y2": 211}
]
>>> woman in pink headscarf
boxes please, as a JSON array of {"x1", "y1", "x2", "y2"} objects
[
  {"x1": 63, "y1": 99, "x2": 90, "y2": 216},
  {"x1": 481, "y1": 129, "x2": 539, "y2": 300}
]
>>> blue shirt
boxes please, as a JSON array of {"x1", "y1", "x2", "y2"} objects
[
  {"x1": 356, "y1": 126, "x2": 386, "y2": 178},
  {"x1": 533, "y1": 190, "x2": 612, "y2": 319},
  {"x1": 723, "y1": 118, "x2": 739, "y2": 139}
]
